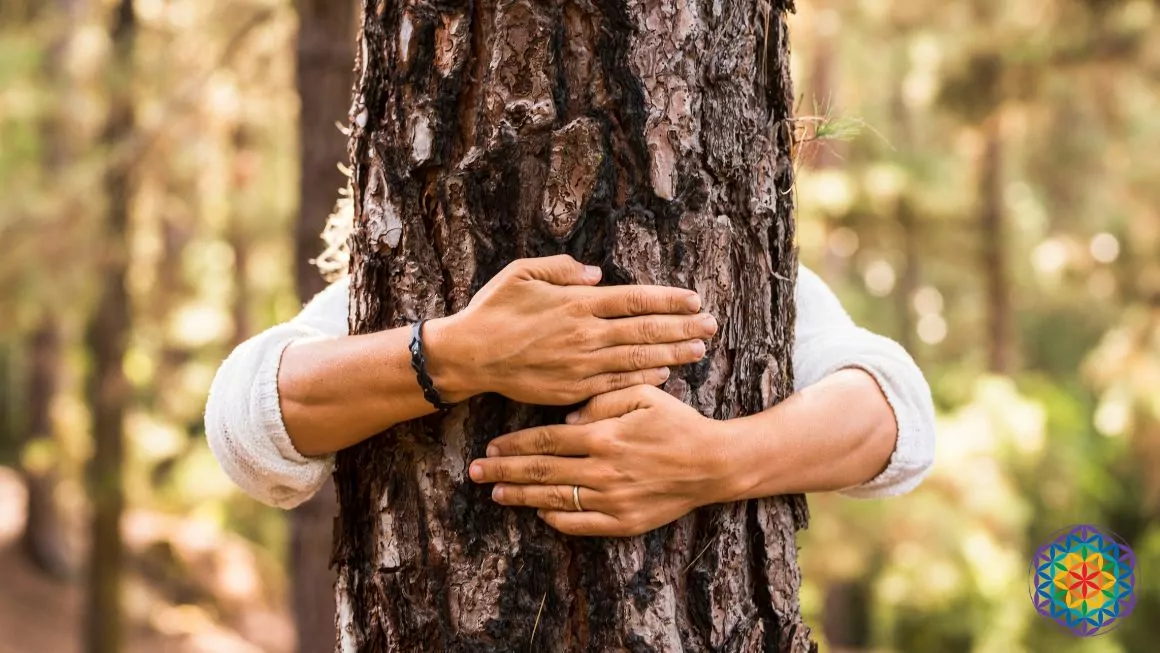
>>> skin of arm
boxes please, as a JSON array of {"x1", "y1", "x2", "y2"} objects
[
  {"x1": 468, "y1": 368, "x2": 897, "y2": 537},
  {"x1": 277, "y1": 255, "x2": 719, "y2": 457}
]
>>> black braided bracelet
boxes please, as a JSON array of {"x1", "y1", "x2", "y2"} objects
[{"x1": 410, "y1": 319, "x2": 455, "y2": 411}]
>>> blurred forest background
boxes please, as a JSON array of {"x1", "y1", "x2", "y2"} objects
[{"x1": 0, "y1": 0, "x2": 1157, "y2": 652}]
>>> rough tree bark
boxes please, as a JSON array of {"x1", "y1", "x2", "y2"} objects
[
  {"x1": 84, "y1": 0, "x2": 134, "y2": 651},
  {"x1": 336, "y1": 0, "x2": 814, "y2": 650},
  {"x1": 291, "y1": 1, "x2": 356, "y2": 651}
]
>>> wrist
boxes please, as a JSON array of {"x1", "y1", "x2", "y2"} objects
[
  {"x1": 705, "y1": 415, "x2": 762, "y2": 504},
  {"x1": 420, "y1": 314, "x2": 481, "y2": 404}
]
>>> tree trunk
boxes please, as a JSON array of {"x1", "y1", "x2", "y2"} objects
[
  {"x1": 979, "y1": 116, "x2": 1011, "y2": 374},
  {"x1": 336, "y1": 0, "x2": 813, "y2": 651},
  {"x1": 20, "y1": 0, "x2": 80, "y2": 582},
  {"x1": 22, "y1": 320, "x2": 73, "y2": 579},
  {"x1": 84, "y1": 1, "x2": 135, "y2": 651},
  {"x1": 292, "y1": 2, "x2": 355, "y2": 651}
]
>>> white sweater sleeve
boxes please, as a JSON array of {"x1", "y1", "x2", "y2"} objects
[
  {"x1": 791, "y1": 266, "x2": 937, "y2": 498},
  {"x1": 204, "y1": 277, "x2": 350, "y2": 509}
]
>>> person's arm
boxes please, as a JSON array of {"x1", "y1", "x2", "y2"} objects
[
  {"x1": 206, "y1": 255, "x2": 718, "y2": 508},
  {"x1": 469, "y1": 265, "x2": 936, "y2": 536}
]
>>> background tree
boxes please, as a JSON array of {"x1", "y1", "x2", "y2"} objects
[
  {"x1": 290, "y1": 1, "x2": 355, "y2": 651},
  {"x1": 336, "y1": 0, "x2": 813, "y2": 650},
  {"x1": 84, "y1": 0, "x2": 135, "y2": 651}
]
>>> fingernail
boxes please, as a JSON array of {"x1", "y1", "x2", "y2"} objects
[
  {"x1": 700, "y1": 313, "x2": 718, "y2": 332},
  {"x1": 469, "y1": 462, "x2": 483, "y2": 481},
  {"x1": 691, "y1": 341, "x2": 706, "y2": 358},
  {"x1": 492, "y1": 486, "x2": 504, "y2": 502},
  {"x1": 685, "y1": 294, "x2": 701, "y2": 312},
  {"x1": 565, "y1": 412, "x2": 579, "y2": 424},
  {"x1": 486, "y1": 445, "x2": 499, "y2": 457},
  {"x1": 584, "y1": 265, "x2": 602, "y2": 282},
  {"x1": 658, "y1": 367, "x2": 671, "y2": 380}
]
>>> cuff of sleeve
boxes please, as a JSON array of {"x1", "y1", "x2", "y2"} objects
[
  {"x1": 795, "y1": 328, "x2": 936, "y2": 500},
  {"x1": 258, "y1": 336, "x2": 325, "y2": 465},
  {"x1": 836, "y1": 362, "x2": 927, "y2": 499},
  {"x1": 253, "y1": 337, "x2": 335, "y2": 506},
  {"x1": 203, "y1": 328, "x2": 335, "y2": 509}
]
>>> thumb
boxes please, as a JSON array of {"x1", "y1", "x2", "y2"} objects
[
  {"x1": 565, "y1": 386, "x2": 655, "y2": 425},
  {"x1": 516, "y1": 255, "x2": 602, "y2": 286}
]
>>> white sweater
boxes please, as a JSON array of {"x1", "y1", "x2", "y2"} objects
[{"x1": 204, "y1": 266, "x2": 936, "y2": 509}]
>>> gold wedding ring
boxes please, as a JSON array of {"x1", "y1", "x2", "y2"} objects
[{"x1": 572, "y1": 485, "x2": 584, "y2": 512}]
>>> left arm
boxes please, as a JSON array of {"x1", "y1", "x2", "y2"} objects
[{"x1": 469, "y1": 265, "x2": 937, "y2": 536}]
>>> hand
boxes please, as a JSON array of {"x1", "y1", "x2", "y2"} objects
[
  {"x1": 426, "y1": 256, "x2": 717, "y2": 405},
  {"x1": 468, "y1": 385, "x2": 733, "y2": 537}
]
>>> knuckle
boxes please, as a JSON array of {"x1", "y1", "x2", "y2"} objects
[
  {"x1": 640, "y1": 318, "x2": 664, "y2": 343},
  {"x1": 683, "y1": 317, "x2": 703, "y2": 339},
  {"x1": 533, "y1": 428, "x2": 557, "y2": 455},
  {"x1": 513, "y1": 486, "x2": 528, "y2": 505},
  {"x1": 548, "y1": 486, "x2": 567, "y2": 510},
  {"x1": 606, "y1": 372, "x2": 630, "y2": 392},
  {"x1": 628, "y1": 345, "x2": 651, "y2": 369},
  {"x1": 494, "y1": 464, "x2": 511, "y2": 483},
  {"x1": 568, "y1": 326, "x2": 592, "y2": 349},
  {"x1": 626, "y1": 289, "x2": 649, "y2": 315},
  {"x1": 528, "y1": 460, "x2": 553, "y2": 483}
]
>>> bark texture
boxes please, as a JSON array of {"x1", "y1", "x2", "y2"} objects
[
  {"x1": 292, "y1": 2, "x2": 356, "y2": 651},
  {"x1": 85, "y1": 1, "x2": 135, "y2": 651},
  {"x1": 336, "y1": 0, "x2": 813, "y2": 650}
]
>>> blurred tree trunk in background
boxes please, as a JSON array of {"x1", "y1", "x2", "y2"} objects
[
  {"x1": 20, "y1": 0, "x2": 81, "y2": 582},
  {"x1": 980, "y1": 116, "x2": 1011, "y2": 374},
  {"x1": 22, "y1": 322, "x2": 72, "y2": 579},
  {"x1": 291, "y1": 1, "x2": 355, "y2": 651},
  {"x1": 336, "y1": 0, "x2": 813, "y2": 650},
  {"x1": 84, "y1": 0, "x2": 135, "y2": 651}
]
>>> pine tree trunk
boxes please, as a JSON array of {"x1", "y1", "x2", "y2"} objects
[
  {"x1": 85, "y1": 1, "x2": 134, "y2": 651},
  {"x1": 292, "y1": 2, "x2": 356, "y2": 651},
  {"x1": 337, "y1": 0, "x2": 813, "y2": 650}
]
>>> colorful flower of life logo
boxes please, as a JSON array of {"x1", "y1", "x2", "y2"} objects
[{"x1": 1028, "y1": 524, "x2": 1138, "y2": 636}]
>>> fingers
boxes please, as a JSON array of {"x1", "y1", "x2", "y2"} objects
[
  {"x1": 511, "y1": 255, "x2": 602, "y2": 286},
  {"x1": 600, "y1": 313, "x2": 718, "y2": 346},
  {"x1": 485, "y1": 424, "x2": 595, "y2": 457},
  {"x1": 469, "y1": 455, "x2": 590, "y2": 486},
  {"x1": 583, "y1": 367, "x2": 671, "y2": 396},
  {"x1": 565, "y1": 385, "x2": 659, "y2": 425},
  {"x1": 491, "y1": 484, "x2": 611, "y2": 513},
  {"x1": 594, "y1": 340, "x2": 706, "y2": 374},
  {"x1": 589, "y1": 285, "x2": 701, "y2": 318},
  {"x1": 537, "y1": 509, "x2": 632, "y2": 537}
]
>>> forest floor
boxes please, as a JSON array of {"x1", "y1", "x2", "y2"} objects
[{"x1": 0, "y1": 467, "x2": 292, "y2": 653}]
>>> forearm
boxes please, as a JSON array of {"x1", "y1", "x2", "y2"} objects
[
  {"x1": 715, "y1": 368, "x2": 898, "y2": 500},
  {"x1": 278, "y1": 316, "x2": 476, "y2": 456}
]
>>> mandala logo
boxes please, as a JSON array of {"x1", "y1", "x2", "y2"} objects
[{"x1": 1028, "y1": 524, "x2": 1138, "y2": 636}]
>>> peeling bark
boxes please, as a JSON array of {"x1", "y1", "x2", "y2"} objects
[{"x1": 336, "y1": 0, "x2": 814, "y2": 650}]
